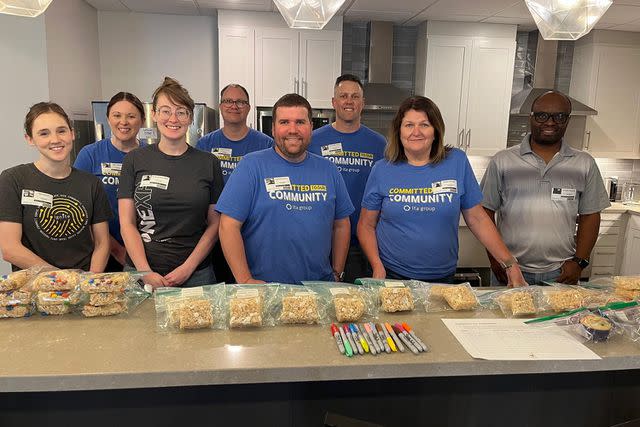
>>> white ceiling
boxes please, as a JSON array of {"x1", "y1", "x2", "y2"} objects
[{"x1": 84, "y1": 0, "x2": 640, "y2": 32}]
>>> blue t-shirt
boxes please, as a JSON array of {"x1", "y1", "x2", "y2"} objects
[
  {"x1": 361, "y1": 148, "x2": 482, "y2": 280},
  {"x1": 216, "y1": 148, "x2": 354, "y2": 284},
  {"x1": 196, "y1": 128, "x2": 273, "y2": 183},
  {"x1": 309, "y1": 124, "x2": 386, "y2": 243},
  {"x1": 73, "y1": 138, "x2": 146, "y2": 244}
]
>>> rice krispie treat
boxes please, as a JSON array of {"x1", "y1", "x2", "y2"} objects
[
  {"x1": 229, "y1": 292, "x2": 263, "y2": 328},
  {"x1": 280, "y1": 293, "x2": 320, "y2": 324},
  {"x1": 379, "y1": 286, "x2": 414, "y2": 313},
  {"x1": 88, "y1": 292, "x2": 125, "y2": 307},
  {"x1": 548, "y1": 289, "x2": 583, "y2": 312},
  {"x1": 176, "y1": 299, "x2": 214, "y2": 330},
  {"x1": 33, "y1": 270, "x2": 79, "y2": 291},
  {"x1": 80, "y1": 273, "x2": 129, "y2": 293},
  {"x1": 0, "y1": 304, "x2": 32, "y2": 318},
  {"x1": 0, "y1": 289, "x2": 33, "y2": 306},
  {"x1": 441, "y1": 286, "x2": 478, "y2": 311},
  {"x1": 334, "y1": 293, "x2": 366, "y2": 322},
  {"x1": 0, "y1": 270, "x2": 32, "y2": 292},
  {"x1": 505, "y1": 291, "x2": 536, "y2": 316},
  {"x1": 82, "y1": 301, "x2": 127, "y2": 317}
]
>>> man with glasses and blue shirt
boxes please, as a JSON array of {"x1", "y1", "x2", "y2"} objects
[
  {"x1": 197, "y1": 84, "x2": 273, "y2": 182},
  {"x1": 481, "y1": 90, "x2": 610, "y2": 286},
  {"x1": 196, "y1": 84, "x2": 272, "y2": 283}
]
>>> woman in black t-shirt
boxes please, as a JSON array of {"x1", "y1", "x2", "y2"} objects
[
  {"x1": 0, "y1": 102, "x2": 112, "y2": 271},
  {"x1": 118, "y1": 77, "x2": 224, "y2": 288}
]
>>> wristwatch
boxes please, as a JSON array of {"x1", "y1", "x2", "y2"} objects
[
  {"x1": 570, "y1": 256, "x2": 590, "y2": 269},
  {"x1": 499, "y1": 256, "x2": 518, "y2": 270},
  {"x1": 333, "y1": 270, "x2": 345, "y2": 282}
]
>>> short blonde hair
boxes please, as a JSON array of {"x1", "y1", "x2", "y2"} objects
[{"x1": 385, "y1": 96, "x2": 450, "y2": 164}]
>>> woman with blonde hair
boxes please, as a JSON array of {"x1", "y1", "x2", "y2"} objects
[
  {"x1": 118, "y1": 77, "x2": 224, "y2": 288},
  {"x1": 357, "y1": 96, "x2": 526, "y2": 286}
]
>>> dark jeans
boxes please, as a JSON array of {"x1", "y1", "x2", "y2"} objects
[
  {"x1": 344, "y1": 244, "x2": 372, "y2": 284},
  {"x1": 385, "y1": 266, "x2": 455, "y2": 284}
]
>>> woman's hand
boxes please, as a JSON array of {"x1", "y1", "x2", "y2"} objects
[
  {"x1": 143, "y1": 272, "x2": 169, "y2": 289},
  {"x1": 164, "y1": 263, "x2": 196, "y2": 287}
]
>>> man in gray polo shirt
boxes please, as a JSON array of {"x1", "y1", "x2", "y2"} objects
[{"x1": 481, "y1": 90, "x2": 610, "y2": 285}]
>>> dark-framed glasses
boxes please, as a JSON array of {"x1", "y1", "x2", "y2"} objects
[
  {"x1": 155, "y1": 107, "x2": 190, "y2": 121},
  {"x1": 531, "y1": 111, "x2": 569, "y2": 124},
  {"x1": 221, "y1": 98, "x2": 250, "y2": 108}
]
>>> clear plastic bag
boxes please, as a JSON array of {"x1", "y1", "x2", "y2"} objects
[
  {"x1": 493, "y1": 286, "x2": 545, "y2": 317},
  {"x1": 355, "y1": 278, "x2": 425, "y2": 313},
  {"x1": 302, "y1": 281, "x2": 379, "y2": 323},
  {"x1": 543, "y1": 284, "x2": 587, "y2": 313},
  {"x1": 155, "y1": 284, "x2": 226, "y2": 331},
  {"x1": 31, "y1": 269, "x2": 81, "y2": 292},
  {"x1": 36, "y1": 290, "x2": 84, "y2": 315},
  {"x1": 275, "y1": 284, "x2": 328, "y2": 325},
  {"x1": 78, "y1": 271, "x2": 149, "y2": 317},
  {"x1": 599, "y1": 302, "x2": 640, "y2": 342},
  {"x1": 0, "y1": 266, "x2": 43, "y2": 292},
  {"x1": 425, "y1": 282, "x2": 479, "y2": 312},
  {"x1": 226, "y1": 283, "x2": 278, "y2": 328}
]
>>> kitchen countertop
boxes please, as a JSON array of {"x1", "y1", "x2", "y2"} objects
[
  {"x1": 2, "y1": 300, "x2": 640, "y2": 393},
  {"x1": 605, "y1": 202, "x2": 640, "y2": 215}
]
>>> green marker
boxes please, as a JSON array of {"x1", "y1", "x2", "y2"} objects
[{"x1": 339, "y1": 324, "x2": 353, "y2": 357}]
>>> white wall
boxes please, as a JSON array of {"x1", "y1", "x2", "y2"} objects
[
  {"x1": 98, "y1": 11, "x2": 218, "y2": 106},
  {"x1": 44, "y1": 0, "x2": 101, "y2": 119},
  {"x1": 0, "y1": 14, "x2": 50, "y2": 274}
]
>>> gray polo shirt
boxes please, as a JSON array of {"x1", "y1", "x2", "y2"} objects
[{"x1": 481, "y1": 134, "x2": 610, "y2": 273}]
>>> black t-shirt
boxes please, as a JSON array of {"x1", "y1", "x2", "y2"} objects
[
  {"x1": 118, "y1": 144, "x2": 224, "y2": 276},
  {"x1": 0, "y1": 164, "x2": 113, "y2": 271}
]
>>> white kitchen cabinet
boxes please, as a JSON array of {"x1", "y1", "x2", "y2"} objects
[
  {"x1": 218, "y1": 26, "x2": 255, "y2": 127},
  {"x1": 570, "y1": 31, "x2": 640, "y2": 159},
  {"x1": 255, "y1": 28, "x2": 341, "y2": 108},
  {"x1": 417, "y1": 22, "x2": 516, "y2": 156},
  {"x1": 621, "y1": 214, "x2": 640, "y2": 275},
  {"x1": 587, "y1": 213, "x2": 626, "y2": 279}
]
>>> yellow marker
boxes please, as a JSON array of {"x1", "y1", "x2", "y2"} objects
[
  {"x1": 353, "y1": 324, "x2": 369, "y2": 353},
  {"x1": 380, "y1": 322, "x2": 397, "y2": 352}
]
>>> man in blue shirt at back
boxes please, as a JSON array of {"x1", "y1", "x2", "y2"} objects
[
  {"x1": 309, "y1": 74, "x2": 386, "y2": 283},
  {"x1": 217, "y1": 93, "x2": 354, "y2": 284}
]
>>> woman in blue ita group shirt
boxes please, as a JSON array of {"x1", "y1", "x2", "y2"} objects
[
  {"x1": 357, "y1": 96, "x2": 526, "y2": 287},
  {"x1": 74, "y1": 92, "x2": 146, "y2": 272}
]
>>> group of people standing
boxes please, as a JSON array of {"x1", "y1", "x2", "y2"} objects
[{"x1": 0, "y1": 73, "x2": 610, "y2": 289}]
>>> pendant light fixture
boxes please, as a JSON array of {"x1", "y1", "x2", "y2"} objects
[
  {"x1": 272, "y1": 0, "x2": 345, "y2": 29},
  {"x1": 525, "y1": 0, "x2": 613, "y2": 40}
]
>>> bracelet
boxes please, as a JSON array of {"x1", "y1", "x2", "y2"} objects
[{"x1": 499, "y1": 256, "x2": 518, "y2": 270}]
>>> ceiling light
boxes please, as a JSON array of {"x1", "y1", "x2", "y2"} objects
[
  {"x1": 525, "y1": 0, "x2": 613, "y2": 40},
  {"x1": 0, "y1": 0, "x2": 53, "y2": 17},
  {"x1": 272, "y1": 0, "x2": 345, "y2": 29}
]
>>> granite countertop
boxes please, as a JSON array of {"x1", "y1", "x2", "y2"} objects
[
  {"x1": 605, "y1": 202, "x2": 640, "y2": 215},
  {"x1": 2, "y1": 300, "x2": 640, "y2": 393}
]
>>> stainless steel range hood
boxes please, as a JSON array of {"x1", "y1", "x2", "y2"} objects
[
  {"x1": 363, "y1": 21, "x2": 412, "y2": 111},
  {"x1": 510, "y1": 36, "x2": 597, "y2": 116}
]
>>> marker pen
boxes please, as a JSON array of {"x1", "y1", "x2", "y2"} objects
[
  {"x1": 402, "y1": 322, "x2": 429, "y2": 352},
  {"x1": 396, "y1": 323, "x2": 423, "y2": 353},
  {"x1": 331, "y1": 323, "x2": 345, "y2": 355},
  {"x1": 363, "y1": 323, "x2": 381, "y2": 354},
  {"x1": 373, "y1": 322, "x2": 391, "y2": 353},
  {"x1": 339, "y1": 324, "x2": 353, "y2": 357},
  {"x1": 384, "y1": 322, "x2": 404, "y2": 352},
  {"x1": 393, "y1": 324, "x2": 419, "y2": 354},
  {"x1": 348, "y1": 324, "x2": 364, "y2": 355},
  {"x1": 343, "y1": 324, "x2": 359, "y2": 355},
  {"x1": 378, "y1": 323, "x2": 397, "y2": 352},
  {"x1": 351, "y1": 324, "x2": 370, "y2": 354}
]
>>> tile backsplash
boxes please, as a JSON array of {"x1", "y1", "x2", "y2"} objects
[{"x1": 468, "y1": 155, "x2": 640, "y2": 200}]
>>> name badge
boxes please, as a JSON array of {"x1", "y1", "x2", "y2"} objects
[
  {"x1": 211, "y1": 147, "x2": 233, "y2": 160},
  {"x1": 321, "y1": 143, "x2": 343, "y2": 156},
  {"x1": 139, "y1": 175, "x2": 170, "y2": 190},
  {"x1": 432, "y1": 179, "x2": 458, "y2": 194},
  {"x1": 551, "y1": 187, "x2": 577, "y2": 201},
  {"x1": 264, "y1": 176, "x2": 292, "y2": 192},
  {"x1": 138, "y1": 128, "x2": 157, "y2": 139},
  {"x1": 101, "y1": 162, "x2": 122, "y2": 177},
  {"x1": 21, "y1": 190, "x2": 53, "y2": 208}
]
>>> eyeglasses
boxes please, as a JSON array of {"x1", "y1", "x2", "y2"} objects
[
  {"x1": 531, "y1": 111, "x2": 569, "y2": 124},
  {"x1": 155, "y1": 107, "x2": 190, "y2": 121},
  {"x1": 220, "y1": 98, "x2": 250, "y2": 108}
]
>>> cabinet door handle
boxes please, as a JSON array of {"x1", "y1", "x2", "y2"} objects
[
  {"x1": 585, "y1": 131, "x2": 591, "y2": 150},
  {"x1": 457, "y1": 129, "x2": 464, "y2": 148},
  {"x1": 303, "y1": 79, "x2": 307, "y2": 97},
  {"x1": 466, "y1": 128, "x2": 471, "y2": 151},
  {"x1": 293, "y1": 77, "x2": 299, "y2": 94}
]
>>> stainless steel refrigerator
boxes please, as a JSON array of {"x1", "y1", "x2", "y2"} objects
[{"x1": 91, "y1": 101, "x2": 218, "y2": 147}]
